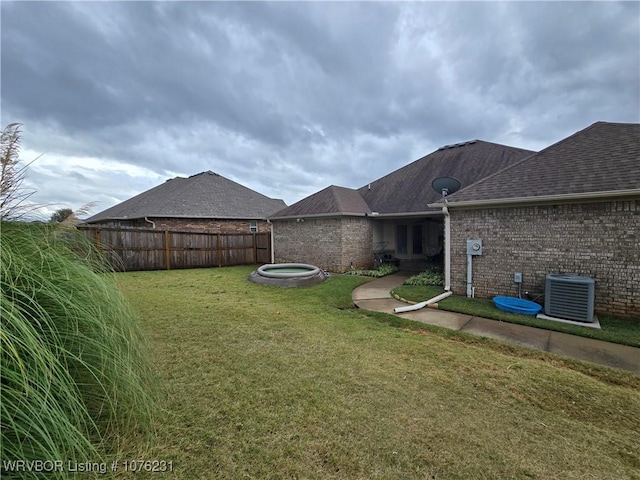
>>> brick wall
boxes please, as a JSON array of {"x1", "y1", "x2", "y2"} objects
[
  {"x1": 273, "y1": 217, "x2": 373, "y2": 272},
  {"x1": 449, "y1": 199, "x2": 640, "y2": 318},
  {"x1": 90, "y1": 218, "x2": 271, "y2": 233},
  {"x1": 341, "y1": 217, "x2": 374, "y2": 271}
]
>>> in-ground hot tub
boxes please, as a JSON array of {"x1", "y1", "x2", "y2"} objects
[{"x1": 249, "y1": 263, "x2": 328, "y2": 287}]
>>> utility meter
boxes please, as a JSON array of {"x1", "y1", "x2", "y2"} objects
[{"x1": 466, "y1": 239, "x2": 483, "y2": 256}]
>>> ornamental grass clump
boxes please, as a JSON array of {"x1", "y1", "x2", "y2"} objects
[{"x1": 1, "y1": 221, "x2": 155, "y2": 476}]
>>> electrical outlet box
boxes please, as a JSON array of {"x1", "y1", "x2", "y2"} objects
[
  {"x1": 514, "y1": 272, "x2": 523, "y2": 283},
  {"x1": 466, "y1": 239, "x2": 483, "y2": 256}
]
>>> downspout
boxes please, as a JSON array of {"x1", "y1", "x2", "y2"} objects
[
  {"x1": 443, "y1": 202, "x2": 451, "y2": 292},
  {"x1": 394, "y1": 290, "x2": 453, "y2": 313},
  {"x1": 144, "y1": 217, "x2": 156, "y2": 228},
  {"x1": 394, "y1": 199, "x2": 453, "y2": 313},
  {"x1": 466, "y1": 253, "x2": 473, "y2": 298},
  {"x1": 268, "y1": 219, "x2": 275, "y2": 264}
]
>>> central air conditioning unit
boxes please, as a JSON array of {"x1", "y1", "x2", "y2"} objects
[{"x1": 545, "y1": 274, "x2": 595, "y2": 322}]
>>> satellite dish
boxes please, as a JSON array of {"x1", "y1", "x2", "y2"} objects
[{"x1": 431, "y1": 176, "x2": 461, "y2": 197}]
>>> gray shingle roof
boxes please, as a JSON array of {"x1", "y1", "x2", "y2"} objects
[
  {"x1": 85, "y1": 171, "x2": 287, "y2": 222},
  {"x1": 271, "y1": 185, "x2": 371, "y2": 218},
  {"x1": 445, "y1": 122, "x2": 640, "y2": 206},
  {"x1": 270, "y1": 141, "x2": 533, "y2": 219},
  {"x1": 357, "y1": 140, "x2": 534, "y2": 214}
]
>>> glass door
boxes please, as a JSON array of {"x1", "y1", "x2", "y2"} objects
[
  {"x1": 412, "y1": 224, "x2": 423, "y2": 255},
  {"x1": 396, "y1": 225, "x2": 407, "y2": 255}
]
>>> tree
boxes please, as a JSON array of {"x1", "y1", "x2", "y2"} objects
[{"x1": 50, "y1": 208, "x2": 74, "y2": 224}]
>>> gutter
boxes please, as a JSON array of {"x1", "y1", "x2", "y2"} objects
[
  {"x1": 269, "y1": 211, "x2": 371, "y2": 221},
  {"x1": 89, "y1": 214, "x2": 276, "y2": 222},
  {"x1": 269, "y1": 210, "x2": 444, "y2": 221},
  {"x1": 364, "y1": 211, "x2": 442, "y2": 219},
  {"x1": 429, "y1": 189, "x2": 640, "y2": 209}
]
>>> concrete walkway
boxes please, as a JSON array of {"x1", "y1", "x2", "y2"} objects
[{"x1": 352, "y1": 273, "x2": 640, "y2": 375}]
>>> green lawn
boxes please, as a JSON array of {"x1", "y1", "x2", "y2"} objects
[
  {"x1": 392, "y1": 285, "x2": 640, "y2": 347},
  {"x1": 114, "y1": 267, "x2": 640, "y2": 479}
]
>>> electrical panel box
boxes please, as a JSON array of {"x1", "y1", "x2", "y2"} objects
[
  {"x1": 466, "y1": 239, "x2": 483, "y2": 256},
  {"x1": 514, "y1": 272, "x2": 522, "y2": 283}
]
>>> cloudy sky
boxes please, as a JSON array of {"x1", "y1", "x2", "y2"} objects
[{"x1": 2, "y1": 1, "x2": 639, "y2": 220}]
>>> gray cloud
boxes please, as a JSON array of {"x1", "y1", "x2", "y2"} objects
[{"x1": 1, "y1": 1, "x2": 638, "y2": 218}]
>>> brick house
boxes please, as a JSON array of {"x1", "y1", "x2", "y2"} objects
[
  {"x1": 438, "y1": 122, "x2": 639, "y2": 318},
  {"x1": 271, "y1": 121, "x2": 638, "y2": 318},
  {"x1": 270, "y1": 141, "x2": 533, "y2": 271},
  {"x1": 84, "y1": 171, "x2": 286, "y2": 234}
]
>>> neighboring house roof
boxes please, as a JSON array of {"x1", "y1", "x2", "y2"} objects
[
  {"x1": 442, "y1": 122, "x2": 640, "y2": 207},
  {"x1": 85, "y1": 171, "x2": 286, "y2": 223},
  {"x1": 357, "y1": 140, "x2": 534, "y2": 215},
  {"x1": 271, "y1": 185, "x2": 371, "y2": 219}
]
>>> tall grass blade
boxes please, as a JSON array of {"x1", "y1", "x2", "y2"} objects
[{"x1": 1, "y1": 222, "x2": 156, "y2": 478}]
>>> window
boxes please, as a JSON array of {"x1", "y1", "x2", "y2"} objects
[
  {"x1": 250, "y1": 220, "x2": 258, "y2": 233},
  {"x1": 412, "y1": 224, "x2": 423, "y2": 254},
  {"x1": 396, "y1": 225, "x2": 407, "y2": 255}
]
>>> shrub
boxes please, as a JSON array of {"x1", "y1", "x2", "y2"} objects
[
  {"x1": 403, "y1": 267, "x2": 444, "y2": 286},
  {"x1": 344, "y1": 263, "x2": 399, "y2": 277},
  {"x1": 0, "y1": 222, "x2": 156, "y2": 476}
]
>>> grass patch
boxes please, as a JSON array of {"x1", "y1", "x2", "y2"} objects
[
  {"x1": 393, "y1": 285, "x2": 640, "y2": 347},
  {"x1": 114, "y1": 267, "x2": 640, "y2": 479}
]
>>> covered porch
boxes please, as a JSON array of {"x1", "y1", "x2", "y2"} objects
[{"x1": 371, "y1": 213, "x2": 444, "y2": 272}]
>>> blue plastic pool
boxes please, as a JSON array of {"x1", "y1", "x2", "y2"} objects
[{"x1": 493, "y1": 296, "x2": 542, "y2": 316}]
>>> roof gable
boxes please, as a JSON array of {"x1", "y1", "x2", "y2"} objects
[
  {"x1": 357, "y1": 140, "x2": 534, "y2": 214},
  {"x1": 271, "y1": 185, "x2": 371, "y2": 218},
  {"x1": 445, "y1": 122, "x2": 640, "y2": 205},
  {"x1": 86, "y1": 171, "x2": 287, "y2": 222}
]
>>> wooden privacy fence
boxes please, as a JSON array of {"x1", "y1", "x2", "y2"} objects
[{"x1": 77, "y1": 226, "x2": 271, "y2": 271}]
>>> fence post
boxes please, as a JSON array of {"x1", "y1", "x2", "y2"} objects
[
  {"x1": 253, "y1": 233, "x2": 257, "y2": 264},
  {"x1": 94, "y1": 228, "x2": 101, "y2": 252},
  {"x1": 217, "y1": 233, "x2": 221, "y2": 267},
  {"x1": 164, "y1": 230, "x2": 171, "y2": 270}
]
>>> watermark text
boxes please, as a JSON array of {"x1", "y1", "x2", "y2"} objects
[{"x1": 2, "y1": 459, "x2": 173, "y2": 474}]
